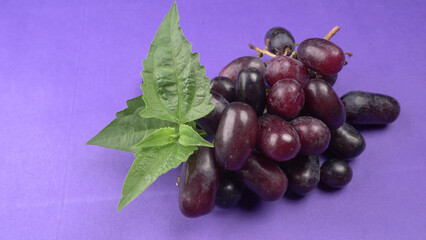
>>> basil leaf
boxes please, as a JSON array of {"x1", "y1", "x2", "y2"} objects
[
  {"x1": 140, "y1": 2, "x2": 214, "y2": 124},
  {"x1": 86, "y1": 96, "x2": 175, "y2": 152},
  {"x1": 132, "y1": 127, "x2": 178, "y2": 149},
  {"x1": 178, "y1": 124, "x2": 213, "y2": 147},
  {"x1": 117, "y1": 143, "x2": 197, "y2": 211}
]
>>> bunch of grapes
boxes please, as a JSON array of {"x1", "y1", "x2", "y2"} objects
[{"x1": 178, "y1": 26, "x2": 400, "y2": 218}]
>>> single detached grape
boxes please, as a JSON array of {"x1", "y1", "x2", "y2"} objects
[
  {"x1": 290, "y1": 116, "x2": 331, "y2": 155},
  {"x1": 279, "y1": 155, "x2": 320, "y2": 195},
  {"x1": 267, "y1": 78, "x2": 305, "y2": 121},
  {"x1": 210, "y1": 76, "x2": 236, "y2": 102},
  {"x1": 236, "y1": 67, "x2": 266, "y2": 116},
  {"x1": 215, "y1": 171, "x2": 244, "y2": 209},
  {"x1": 236, "y1": 152, "x2": 288, "y2": 201},
  {"x1": 196, "y1": 91, "x2": 229, "y2": 136},
  {"x1": 215, "y1": 102, "x2": 258, "y2": 170},
  {"x1": 264, "y1": 26, "x2": 295, "y2": 55},
  {"x1": 341, "y1": 91, "x2": 400, "y2": 125},
  {"x1": 219, "y1": 56, "x2": 266, "y2": 82},
  {"x1": 320, "y1": 159, "x2": 353, "y2": 188},
  {"x1": 329, "y1": 122, "x2": 366, "y2": 159},
  {"x1": 304, "y1": 78, "x2": 346, "y2": 129},
  {"x1": 257, "y1": 114, "x2": 301, "y2": 162},
  {"x1": 179, "y1": 147, "x2": 220, "y2": 218},
  {"x1": 265, "y1": 55, "x2": 310, "y2": 87},
  {"x1": 298, "y1": 38, "x2": 345, "y2": 75}
]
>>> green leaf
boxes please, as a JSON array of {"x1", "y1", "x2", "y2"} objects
[
  {"x1": 140, "y1": 2, "x2": 214, "y2": 124},
  {"x1": 132, "y1": 127, "x2": 178, "y2": 149},
  {"x1": 178, "y1": 124, "x2": 213, "y2": 147},
  {"x1": 117, "y1": 143, "x2": 197, "y2": 211},
  {"x1": 86, "y1": 96, "x2": 175, "y2": 152}
]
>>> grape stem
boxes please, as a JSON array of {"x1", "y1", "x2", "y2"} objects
[
  {"x1": 324, "y1": 26, "x2": 340, "y2": 40},
  {"x1": 176, "y1": 176, "x2": 180, "y2": 187},
  {"x1": 345, "y1": 52, "x2": 353, "y2": 57},
  {"x1": 249, "y1": 43, "x2": 276, "y2": 58}
]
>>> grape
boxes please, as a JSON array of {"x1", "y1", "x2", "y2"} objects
[
  {"x1": 297, "y1": 38, "x2": 345, "y2": 75},
  {"x1": 290, "y1": 116, "x2": 330, "y2": 155},
  {"x1": 196, "y1": 91, "x2": 229, "y2": 136},
  {"x1": 279, "y1": 155, "x2": 320, "y2": 195},
  {"x1": 267, "y1": 79, "x2": 304, "y2": 120},
  {"x1": 179, "y1": 147, "x2": 220, "y2": 218},
  {"x1": 219, "y1": 56, "x2": 266, "y2": 82},
  {"x1": 257, "y1": 114, "x2": 301, "y2": 162},
  {"x1": 215, "y1": 102, "x2": 258, "y2": 170},
  {"x1": 236, "y1": 152, "x2": 288, "y2": 201},
  {"x1": 341, "y1": 91, "x2": 400, "y2": 125},
  {"x1": 236, "y1": 67, "x2": 266, "y2": 116},
  {"x1": 329, "y1": 122, "x2": 366, "y2": 159},
  {"x1": 215, "y1": 171, "x2": 244, "y2": 209},
  {"x1": 265, "y1": 56, "x2": 310, "y2": 87},
  {"x1": 210, "y1": 76, "x2": 236, "y2": 103},
  {"x1": 264, "y1": 26, "x2": 295, "y2": 55},
  {"x1": 320, "y1": 159, "x2": 353, "y2": 188},
  {"x1": 304, "y1": 78, "x2": 346, "y2": 129},
  {"x1": 308, "y1": 69, "x2": 338, "y2": 86}
]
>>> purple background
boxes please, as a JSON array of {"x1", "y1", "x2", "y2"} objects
[{"x1": 1, "y1": 0, "x2": 425, "y2": 239}]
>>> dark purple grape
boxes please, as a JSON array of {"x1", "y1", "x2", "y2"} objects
[
  {"x1": 236, "y1": 153, "x2": 288, "y2": 201},
  {"x1": 329, "y1": 122, "x2": 366, "y2": 159},
  {"x1": 320, "y1": 159, "x2": 352, "y2": 188},
  {"x1": 215, "y1": 171, "x2": 244, "y2": 209},
  {"x1": 219, "y1": 56, "x2": 266, "y2": 82},
  {"x1": 297, "y1": 38, "x2": 345, "y2": 75},
  {"x1": 196, "y1": 91, "x2": 229, "y2": 136},
  {"x1": 279, "y1": 155, "x2": 320, "y2": 195},
  {"x1": 267, "y1": 79, "x2": 304, "y2": 120},
  {"x1": 215, "y1": 102, "x2": 258, "y2": 170},
  {"x1": 264, "y1": 26, "x2": 295, "y2": 55},
  {"x1": 304, "y1": 78, "x2": 346, "y2": 129},
  {"x1": 236, "y1": 67, "x2": 266, "y2": 116},
  {"x1": 341, "y1": 91, "x2": 400, "y2": 125},
  {"x1": 290, "y1": 116, "x2": 330, "y2": 155},
  {"x1": 210, "y1": 76, "x2": 236, "y2": 102},
  {"x1": 257, "y1": 114, "x2": 301, "y2": 162},
  {"x1": 179, "y1": 147, "x2": 220, "y2": 218},
  {"x1": 265, "y1": 56, "x2": 310, "y2": 87}
]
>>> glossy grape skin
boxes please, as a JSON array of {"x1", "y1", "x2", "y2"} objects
[
  {"x1": 320, "y1": 159, "x2": 353, "y2": 188},
  {"x1": 236, "y1": 67, "x2": 266, "y2": 116},
  {"x1": 267, "y1": 79, "x2": 305, "y2": 120},
  {"x1": 329, "y1": 122, "x2": 366, "y2": 159},
  {"x1": 219, "y1": 56, "x2": 266, "y2": 82},
  {"x1": 304, "y1": 78, "x2": 346, "y2": 129},
  {"x1": 196, "y1": 91, "x2": 229, "y2": 136},
  {"x1": 279, "y1": 155, "x2": 320, "y2": 195},
  {"x1": 290, "y1": 116, "x2": 331, "y2": 155},
  {"x1": 215, "y1": 102, "x2": 258, "y2": 170},
  {"x1": 179, "y1": 147, "x2": 220, "y2": 218},
  {"x1": 264, "y1": 26, "x2": 295, "y2": 55},
  {"x1": 265, "y1": 56, "x2": 310, "y2": 87},
  {"x1": 298, "y1": 38, "x2": 345, "y2": 75},
  {"x1": 215, "y1": 171, "x2": 244, "y2": 209},
  {"x1": 341, "y1": 91, "x2": 400, "y2": 125},
  {"x1": 257, "y1": 114, "x2": 301, "y2": 162},
  {"x1": 236, "y1": 153, "x2": 288, "y2": 201},
  {"x1": 321, "y1": 74, "x2": 338, "y2": 86},
  {"x1": 210, "y1": 76, "x2": 236, "y2": 102}
]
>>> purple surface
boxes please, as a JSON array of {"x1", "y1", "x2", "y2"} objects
[{"x1": 1, "y1": 0, "x2": 425, "y2": 239}]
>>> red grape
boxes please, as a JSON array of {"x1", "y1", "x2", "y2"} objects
[
  {"x1": 257, "y1": 114, "x2": 301, "y2": 162},
  {"x1": 264, "y1": 26, "x2": 295, "y2": 55},
  {"x1": 179, "y1": 147, "x2": 220, "y2": 218},
  {"x1": 196, "y1": 91, "x2": 229, "y2": 136},
  {"x1": 304, "y1": 78, "x2": 346, "y2": 129},
  {"x1": 214, "y1": 102, "x2": 258, "y2": 170},
  {"x1": 219, "y1": 56, "x2": 266, "y2": 82},
  {"x1": 329, "y1": 122, "x2": 366, "y2": 159},
  {"x1": 320, "y1": 159, "x2": 353, "y2": 188},
  {"x1": 236, "y1": 67, "x2": 266, "y2": 116},
  {"x1": 265, "y1": 55, "x2": 310, "y2": 87},
  {"x1": 210, "y1": 76, "x2": 236, "y2": 102},
  {"x1": 290, "y1": 116, "x2": 330, "y2": 155},
  {"x1": 297, "y1": 38, "x2": 345, "y2": 75},
  {"x1": 279, "y1": 155, "x2": 320, "y2": 195},
  {"x1": 267, "y1": 78, "x2": 304, "y2": 120},
  {"x1": 236, "y1": 152, "x2": 288, "y2": 201}
]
